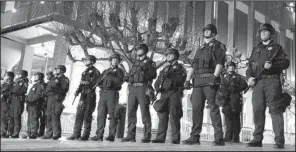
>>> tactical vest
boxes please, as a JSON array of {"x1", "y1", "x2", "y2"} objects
[
  {"x1": 129, "y1": 58, "x2": 153, "y2": 83},
  {"x1": 81, "y1": 67, "x2": 98, "y2": 92},
  {"x1": 192, "y1": 42, "x2": 216, "y2": 74}
]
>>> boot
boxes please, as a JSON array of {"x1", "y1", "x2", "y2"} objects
[
  {"x1": 67, "y1": 135, "x2": 80, "y2": 140},
  {"x1": 105, "y1": 135, "x2": 115, "y2": 142},
  {"x1": 11, "y1": 134, "x2": 19, "y2": 138},
  {"x1": 90, "y1": 135, "x2": 103, "y2": 141},
  {"x1": 41, "y1": 135, "x2": 52, "y2": 139},
  {"x1": 212, "y1": 140, "x2": 225, "y2": 146},
  {"x1": 274, "y1": 143, "x2": 284, "y2": 149},
  {"x1": 121, "y1": 136, "x2": 136, "y2": 142},
  {"x1": 246, "y1": 140, "x2": 262, "y2": 147},
  {"x1": 141, "y1": 137, "x2": 151, "y2": 143},
  {"x1": 182, "y1": 136, "x2": 200, "y2": 145},
  {"x1": 52, "y1": 135, "x2": 61, "y2": 140},
  {"x1": 80, "y1": 135, "x2": 89, "y2": 141},
  {"x1": 29, "y1": 133, "x2": 38, "y2": 139},
  {"x1": 151, "y1": 139, "x2": 165, "y2": 143}
]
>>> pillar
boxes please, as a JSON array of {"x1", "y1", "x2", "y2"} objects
[
  {"x1": 227, "y1": 1, "x2": 237, "y2": 52},
  {"x1": 18, "y1": 45, "x2": 34, "y2": 79},
  {"x1": 279, "y1": 8, "x2": 287, "y2": 79},
  {"x1": 1, "y1": 1, "x2": 6, "y2": 13},
  {"x1": 52, "y1": 37, "x2": 68, "y2": 69},
  {"x1": 247, "y1": 1, "x2": 255, "y2": 57},
  {"x1": 204, "y1": 1, "x2": 214, "y2": 25}
]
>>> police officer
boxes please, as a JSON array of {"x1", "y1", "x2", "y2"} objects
[
  {"x1": 67, "y1": 55, "x2": 101, "y2": 141},
  {"x1": 183, "y1": 24, "x2": 226, "y2": 146},
  {"x1": 219, "y1": 62, "x2": 247, "y2": 143},
  {"x1": 8, "y1": 70, "x2": 29, "y2": 138},
  {"x1": 23, "y1": 72, "x2": 47, "y2": 139},
  {"x1": 152, "y1": 48, "x2": 187, "y2": 144},
  {"x1": 121, "y1": 44, "x2": 157, "y2": 143},
  {"x1": 246, "y1": 23, "x2": 290, "y2": 149},
  {"x1": 90, "y1": 53, "x2": 124, "y2": 142},
  {"x1": 42, "y1": 65, "x2": 69, "y2": 140},
  {"x1": 38, "y1": 71, "x2": 54, "y2": 137},
  {"x1": 1, "y1": 71, "x2": 15, "y2": 138}
]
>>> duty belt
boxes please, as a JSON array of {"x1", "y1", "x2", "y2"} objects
[
  {"x1": 194, "y1": 73, "x2": 213, "y2": 78},
  {"x1": 131, "y1": 83, "x2": 145, "y2": 87},
  {"x1": 260, "y1": 74, "x2": 280, "y2": 79}
]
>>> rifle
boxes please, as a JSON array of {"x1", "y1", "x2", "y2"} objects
[
  {"x1": 155, "y1": 61, "x2": 171, "y2": 97},
  {"x1": 92, "y1": 66, "x2": 117, "y2": 89},
  {"x1": 244, "y1": 48, "x2": 279, "y2": 94},
  {"x1": 72, "y1": 95, "x2": 78, "y2": 105}
]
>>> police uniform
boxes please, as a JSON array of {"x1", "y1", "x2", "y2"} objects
[
  {"x1": 43, "y1": 73, "x2": 69, "y2": 140},
  {"x1": 92, "y1": 66, "x2": 124, "y2": 141},
  {"x1": 9, "y1": 76, "x2": 29, "y2": 138},
  {"x1": 185, "y1": 38, "x2": 226, "y2": 145},
  {"x1": 220, "y1": 71, "x2": 247, "y2": 142},
  {"x1": 1, "y1": 74, "x2": 14, "y2": 137},
  {"x1": 246, "y1": 38, "x2": 290, "y2": 147},
  {"x1": 153, "y1": 60, "x2": 187, "y2": 144},
  {"x1": 122, "y1": 56, "x2": 157, "y2": 142},
  {"x1": 68, "y1": 66, "x2": 101, "y2": 140},
  {"x1": 26, "y1": 80, "x2": 46, "y2": 138}
]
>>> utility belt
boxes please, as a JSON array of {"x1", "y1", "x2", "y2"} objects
[
  {"x1": 259, "y1": 74, "x2": 280, "y2": 79},
  {"x1": 131, "y1": 82, "x2": 146, "y2": 87},
  {"x1": 193, "y1": 73, "x2": 213, "y2": 78},
  {"x1": 100, "y1": 89, "x2": 118, "y2": 93},
  {"x1": 11, "y1": 93, "x2": 25, "y2": 97}
]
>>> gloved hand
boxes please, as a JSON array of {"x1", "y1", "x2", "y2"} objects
[
  {"x1": 74, "y1": 90, "x2": 80, "y2": 96},
  {"x1": 247, "y1": 77, "x2": 255, "y2": 86},
  {"x1": 184, "y1": 81, "x2": 191, "y2": 89},
  {"x1": 209, "y1": 75, "x2": 218, "y2": 86},
  {"x1": 123, "y1": 76, "x2": 129, "y2": 82}
]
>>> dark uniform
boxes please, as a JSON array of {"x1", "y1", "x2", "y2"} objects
[
  {"x1": 113, "y1": 103, "x2": 127, "y2": 138},
  {"x1": 246, "y1": 23, "x2": 290, "y2": 148},
  {"x1": 91, "y1": 58, "x2": 124, "y2": 141},
  {"x1": 153, "y1": 49, "x2": 187, "y2": 144},
  {"x1": 69, "y1": 65, "x2": 100, "y2": 140},
  {"x1": 219, "y1": 62, "x2": 248, "y2": 142},
  {"x1": 1, "y1": 72, "x2": 14, "y2": 138},
  {"x1": 183, "y1": 24, "x2": 226, "y2": 145},
  {"x1": 122, "y1": 44, "x2": 157, "y2": 142},
  {"x1": 25, "y1": 72, "x2": 46, "y2": 139},
  {"x1": 9, "y1": 70, "x2": 29, "y2": 138},
  {"x1": 42, "y1": 65, "x2": 69, "y2": 140}
]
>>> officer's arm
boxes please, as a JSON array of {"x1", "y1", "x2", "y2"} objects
[
  {"x1": 185, "y1": 67, "x2": 194, "y2": 81},
  {"x1": 60, "y1": 77, "x2": 70, "y2": 96},
  {"x1": 154, "y1": 70, "x2": 163, "y2": 90},
  {"x1": 12, "y1": 81, "x2": 28, "y2": 96},
  {"x1": 238, "y1": 76, "x2": 248, "y2": 92},
  {"x1": 30, "y1": 85, "x2": 44, "y2": 102},
  {"x1": 91, "y1": 69, "x2": 101, "y2": 89},
  {"x1": 213, "y1": 45, "x2": 226, "y2": 77},
  {"x1": 271, "y1": 46, "x2": 290, "y2": 71}
]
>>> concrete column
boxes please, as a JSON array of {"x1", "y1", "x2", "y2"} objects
[
  {"x1": 279, "y1": 8, "x2": 287, "y2": 78},
  {"x1": 227, "y1": 1, "x2": 237, "y2": 51},
  {"x1": 247, "y1": 1, "x2": 255, "y2": 57},
  {"x1": 18, "y1": 45, "x2": 34, "y2": 79},
  {"x1": 52, "y1": 37, "x2": 68, "y2": 68},
  {"x1": 1, "y1": 1, "x2": 6, "y2": 13}
]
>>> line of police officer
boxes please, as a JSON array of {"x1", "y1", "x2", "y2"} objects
[{"x1": 0, "y1": 22, "x2": 291, "y2": 149}]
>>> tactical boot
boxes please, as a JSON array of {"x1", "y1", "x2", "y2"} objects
[
  {"x1": 21, "y1": 134, "x2": 29, "y2": 139},
  {"x1": 105, "y1": 135, "x2": 115, "y2": 142},
  {"x1": 90, "y1": 135, "x2": 103, "y2": 141},
  {"x1": 172, "y1": 140, "x2": 180, "y2": 144},
  {"x1": 80, "y1": 135, "x2": 89, "y2": 141},
  {"x1": 246, "y1": 140, "x2": 262, "y2": 147},
  {"x1": 232, "y1": 136, "x2": 240, "y2": 143},
  {"x1": 52, "y1": 135, "x2": 61, "y2": 140},
  {"x1": 121, "y1": 136, "x2": 136, "y2": 142},
  {"x1": 11, "y1": 134, "x2": 19, "y2": 138},
  {"x1": 151, "y1": 139, "x2": 165, "y2": 143},
  {"x1": 1, "y1": 132, "x2": 9, "y2": 138},
  {"x1": 182, "y1": 136, "x2": 200, "y2": 145},
  {"x1": 29, "y1": 133, "x2": 38, "y2": 139},
  {"x1": 67, "y1": 135, "x2": 80, "y2": 140},
  {"x1": 212, "y1": 140, "x2": 225, "y2": 146},
  {"x1": 274, "y1": 143, "x2": 284, "y2": 149},
  {"x1": 41, "y1": 135, "x2": 52, "y2": 139}
]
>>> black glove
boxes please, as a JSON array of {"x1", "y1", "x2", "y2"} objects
[
  {"x1": 74, "y1": 90, "x2": 80, "y2": 96},
  {"x1": 209, "y1": 75, "x2": 218, "y2": 86},
  {"x1": 123, "y1": 76, "x2": 129, "y2": 82},
  {"x1": 184, "y1": 81, "x2": 191, "y2": 89}
]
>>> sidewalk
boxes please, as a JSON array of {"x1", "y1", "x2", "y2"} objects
[{"x1": 1, "y1": 138, "x2": 295, "y2": 151}]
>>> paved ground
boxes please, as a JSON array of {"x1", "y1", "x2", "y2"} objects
[{"x1": 1, "y1": 137, "x2": 295, "y2": 151}]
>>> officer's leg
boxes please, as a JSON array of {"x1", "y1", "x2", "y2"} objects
[
  {"x1": 265, "y1": 78, "x2": 285, "y2": 146},
  {"x1": 106, "y1": 92, "x2": 119, "y2": 138},
  {"x1": 44, "y1": 98, "x2": 53, "y2": 137},
  {"x1": 13, "y1": 99, "x2": 24, "y2": 137},
  {"x1": 155, "y1": 111, "x2": 169, "y2": 141},
  {"x1": 7, "y1": 101, "x2": 14, "y2": 136},
  {"x1": 1, "y1": 101, "x2": 9, "y2": 136},
  {"x1": 137, "y1": 86, "x2": 151, "y2": 140},
  {"x1": 232, "y1": 112, "x2": 241, "y2": 142},
  {"x1": 27, "y1": 106, "x2": 32, "y2": 136},
  {"x1": 204, "y1": 86, "x2": 224, "y2": 142},
  {"x1": 82, "y1": 95, "x2": 96, "y2": 138},
  {"x1": 31, "y1": 105, "x2": 39, "y2": 137},
  {"x1": 52, "y1": 101, "x2": 64, "y2": 139},
  {"x1": 95, "y1": 94, "x2": 107, "y2": 139},
  {"x1": 125, "y1": 87, "x2": 139, "y2": 139},
  {"x1": 72, "y1": 97, "x2": 86, "y2": 138},
  {"x1": 38, "y1": 109, "x2": 46, "y2": 137},
  {"x1": 169, "y1": 93, "x2": 182, "y2": 143},
  {"x1": 222, "y1": 107, "x2": 233, "y2": 141},
  {"x1": 251, "y1": 80, "x2": 266, "y2": 143},
  {"x1": 189, "y1": 87, "x2": 205, "y2": 140}
]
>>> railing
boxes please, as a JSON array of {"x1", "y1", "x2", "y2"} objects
[{"x1": 1, "y1": 2, "x2": 73, "y2": 30}]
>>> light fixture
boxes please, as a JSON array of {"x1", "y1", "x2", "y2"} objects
[
  {"x1": 289, "y1": 2, "x2": 295, "y2": 7},
  {"x1": 12, "y1": 9, "x2": 16, "y2": 13},
  {"x1": 40, "y1": 1, "x2": 45, "y2": 4}
]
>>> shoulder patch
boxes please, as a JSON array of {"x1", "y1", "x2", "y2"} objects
[
  {"x1": 65, "y1": 78, "x2": 69, "y2": 84},
  {"x1": 151, "y1": 62, "x2": 156, "y2": 68},
  {"x1": 220, "y1": 44, "x2": 226, "y2": 51}
]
